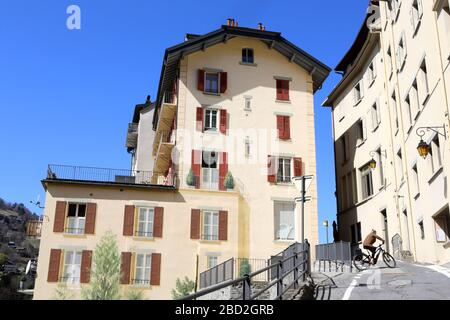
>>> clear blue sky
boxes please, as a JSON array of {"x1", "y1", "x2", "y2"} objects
[{"x1": 0, "y1": 0, "x2": 368, "y2": 244}]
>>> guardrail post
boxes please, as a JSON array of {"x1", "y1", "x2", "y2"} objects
[
  {"x1": 276, "y1": 261, "x2": 283, "y2": 300},
  {"x1": 293, "y1": 251, "x2": 298, "y2": 290},
  {"x1": 243, "y1": 274, "x2": 251, "y2": 300}
]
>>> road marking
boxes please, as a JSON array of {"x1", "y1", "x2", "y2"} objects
[
  {"x1": 342, "y1": 277, "x2": 359, "y2": 300},
  {"x1": 415, "y1": 264, "x2": 450, "y2": 279}
]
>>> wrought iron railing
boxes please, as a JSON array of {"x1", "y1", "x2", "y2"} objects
[
  {"x1": 189, "y1": 241, "x2": 310, "y2": 300},
  {"x1": 46, "y1": 164, "x2": 177, "y2": 187},
  {"x1": 131, "y1": 279, "x2": 151, "y2": 285}
]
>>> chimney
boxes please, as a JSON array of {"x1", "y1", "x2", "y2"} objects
[
  {"x1": 146, "y1": 95, "x2": 151, "y2": 104},
  {"x1": 258, "y1": 23, "x2": 265, "y2": 31},
  {"x1": 227, "y1": 18, "x2": 232, "y2": 26}
]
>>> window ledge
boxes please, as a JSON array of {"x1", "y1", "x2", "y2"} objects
[
  {"x1": 338, "y1": 115, "x2": 345, "y2": 123},
  {"x1": 132, "y1": 236, "x2": 155, "y2": 242},
  {"x1": 62, "y1": 233, "x2": 87, "y2": 239},
  {"x1": 356, "y1": 139, "x2": 366, "y2": 148},
  {"x1": 132, "y1": 284, "x2": 152, "y2": 289},
  {"x1": 199, "y1": 240, "x2": 222, "y2": 244},
  {"x1": 274, "y1": 239, "x2": 295, "y2": 244},
  {"x1": 414, "y1": 192, "x2": 421, "y2": 201},
  {"x1": 203, "y1": 92, "x2": 221, "y2": 97},
  {"x1": 239, "y1": 62, "x2": 257, "y2": 67},
  {"x1": 203, "y1": 130, "x2": 220, "y2": 135},
  {"x1": 278, "y1": 138, "x2": 292, "y2": 143},
  {"x1": 368, "y1": 78, "x2": 376, "y2": 88},
  {"x1": 372, "y1": 124, "x2": 380, "y2": 132},
  {"x1": 428, "y1": 166, "x2": 444, "y2": 185},
  {"x1": 275, "y1": 182, "x2": 294, "y2": 187},
  {"x1": 275, "y1": 99, "x2": 291, "y2": 104},
  {"x1": 354, "y1": 99, "x2": 362, "y2": 107},
  {"x1": 244, "y1": 108, "x2": 252, "y2": 112}
]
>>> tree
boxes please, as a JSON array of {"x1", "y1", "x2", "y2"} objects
[
  {"x1": 171, "y1": 277, "x2": 195, "y2": 299},
  {"x1": 52, "y1": 283, "x2": 75, "y2": 300},
  {"x1": 224, "y1": 171, "x2": 235, "y2": 189},
  {"x1": 123, "y1": 288, "x2": 146, "y2": 300},
  {"x1": 239, "y1": 259, "x2": 251, "y2": 277},
  {"x1": 81, "y1": 231, "x2": 121, "y2": 300}
]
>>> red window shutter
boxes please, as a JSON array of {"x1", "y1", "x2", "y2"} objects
[
  {"x1": 150, "y1": 253, "x2": 161, "y2": 286},
  {"x1": 218, "y1": 211, "x2": 228, "y2": 241},
  {"x1": 191, "y1": 150, "x2": 201, "y2": 189},
  {"x1": 190, "y1": 209, "x2": 201, "y2": 239},
  {"x1": 120, "y1": 252, "x2": 132, "y2": 284},
  {"x1": 196, "y1": 107, "x2": 204, "y2": 132},
  {"x1": 283, "y1": 80, "x2": 290, "y2": 101},
  {"x1": 276, "y1": 80, "x2": 283, "y2": 100},
  {"x1": 294, "y1": 157, "x2": 303, "y2": 177},
  {"x1": 219, "y1": 152, "x2": 228, "y2": 191},
  {"x1": 85, "y1": 203, "x2": 96, "y2": 235},
  {"x1": 267, "y1": 155, "x2": 276, "y2": 183},
  {"x1": 123, "y1": 205, "x2": 135, "y2": 236},
  {"x1": 153, "y1": 207, "x2": 164, "y2": 238},
  {"x1": 53, "y1": 201, "x2": 66, "y2": 232},
  {"x1": 276, "y1": 115, "x2": 284, "y2": 139},
  {"x1": 284, "y1": 116, "x2": 291, "y2": 139},
  {"x1": 197, "y1": 69, "x2": 205, "y2": 91},
  {"x1": 47, "y1": 249, "x2": 61, "y2": 282},
  {"x1": 220, "y1": 72, "x2": 227, "y2": 93},
  {"x1": 80, "y1": 250, "x2": 92, "y2": 284},
  {"x1": 219, "y1": 109, "x2": 227, "y2": 134}
]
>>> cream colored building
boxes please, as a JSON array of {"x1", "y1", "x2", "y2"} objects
[
  {"x1": 323, "y1": 0, "x2": 450, "y2": 264},
  {"x1": 33, "y1": 22, "x2": 330, "y2": 299}
]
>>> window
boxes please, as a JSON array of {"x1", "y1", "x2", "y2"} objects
[
  {"x1": 433, "y1": 209, "x2": 450, "y2": 243},
  {"x1": 367, "y1": 60, "x2": 377, "y2": 84},
  {"x1": 411, "y1": 0, "x2": 423, "y2": 34},
  {"x1": 202, "y1": 211, "x2": 219, "y2": 240},
  {"x1": 418, "y1": 60, "x2": 429, "y2": 105},
  {"x1": 276, "y1": 79, "x2": 290, "y2": 101},
  {"x1": 244, "y1": 97, "x2": 252, "y2": 111},
  {"x1": 136, "y1": 207, "x2": 154, "y2": 237},
  {"x1": 204, "y1": 108, "x2": 218, "y2": 131},
  {"x1": 397, "y1": 33, "x2": 407, "y2": 71},
  {"x1": 202, "y1": 151, "x2": 219, "y2": 190},
  {"x1": 207, "y1": 256, "x2": 218, "y2": 269},
  {"x1": 404, "y1": 95, "x2": 412, "y2": 129},
  {"x1": 371, "y1": 101, "x2": 381, "y2": 130},
  {"x1": 430, "y1": 136, "x2": 442, "y2": 174},
  {"x1": 66, "y1": 203, "x2": 86, "y2": 235},
  {"x1": 377, "y1": 149, "x2": 385, "y2": 186},
  {"x1": 274, "y1": 202, "x2": 295, "y2": 241},
  {"x1": 412, "y1": 164, "x2": 420, "y2": 196},
  {"x1": 62, "y1": 250, "x2": 82, "y2": 284},
  {"x1": 350, "y1": 222, "x2": 362, "y2": 244},
  {"x1": 419, "y1": 221, "x2": 425, "y2": 239},
  {"x1": 410, "y1": 80, "x2": 420, "y2": 119},
  {"x1": 356, "y1": 119, "x2": 366, "y2": 145},
  {"x1": 244, "y1": 136, "x2": 251, "y2": 158},
  {"x1": 277, "y1": 157, "x2": 292, "y2": 183},
  {"x1": 397, "y1": 150, "x2": 404, "y2": 182},
  {"x1": 360, "y1": 165, "x2": 374, "y2": 199},
  {"x1": 205, "y1": 72, "x2": 219, "y2": 94},
  {"x1": 242, "y1": 48, "x2": 254, "y2": 64},
  {"x1": 277, "y1": 115, "x2": 291, "y2": 140},
  {"x1": 391, "y1": 91, "x2": 399, "y2": 133},
  {"x1": 134, "y1": 253, "x2": 151, "y2": 285},
  {"x1": 354, "y1": 81, "x2": 363, "y2": 105}
]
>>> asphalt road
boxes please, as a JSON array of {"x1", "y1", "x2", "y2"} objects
[{"x1": 313, "y1": 261, "x2": 450, "y2": 300}]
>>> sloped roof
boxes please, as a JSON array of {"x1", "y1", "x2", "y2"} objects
[{"x1": 152, "y1": 25, "x2": 331, "y2": 129}]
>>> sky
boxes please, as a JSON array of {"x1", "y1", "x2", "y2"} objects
[{"x1": 0, "y1": 0, "x2": 369, "y2": 244}]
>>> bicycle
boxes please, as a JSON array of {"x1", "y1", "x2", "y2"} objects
[{"x1": 352, "y1": 244, "x2": 396, "y2": 271}]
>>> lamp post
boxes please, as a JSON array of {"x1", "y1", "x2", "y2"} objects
[
  {"x1": 323, "y1": 220, "x2": 329, "y2": 244},
  {"x1": 368, "y1": 149, "x2": 387, "y2": 170},
  {"x1": 415, "y1": 125, "x2": 447, "y2": 159}
]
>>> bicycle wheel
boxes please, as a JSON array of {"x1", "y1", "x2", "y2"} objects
[
  {"x1": 382, "y1": 252, "x2": 396, "y2": 268},
  {"x1": 353, "y1": 253, "x2": 370, "y2": 271}
]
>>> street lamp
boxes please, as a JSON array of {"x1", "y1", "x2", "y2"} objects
[
  {"x1": 323, "y1": 220, "x2": 329, "y2": 244},
  {"x1": 416, "y1": 125, "x2": 447, "y2": 159},
  {"x1": 368, "y1": 150, "x2": 387, "y2": 170}
]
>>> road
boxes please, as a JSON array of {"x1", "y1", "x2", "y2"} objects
[{"x1": 313, "y1": 261, "x2": 450, "y2": 300}]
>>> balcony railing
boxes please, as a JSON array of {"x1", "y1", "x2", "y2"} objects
[
  {"x1": 46, "y1": 164, "x2": 176, "y2": 187},
  {"x1": 163, "y1": 91, "x2": 177, "y2": 105}
]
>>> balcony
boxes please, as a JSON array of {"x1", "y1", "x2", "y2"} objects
[
  {"x1": 45, "y1": 164, "x2": 176, "y2": 188},
  {"x1": 125, "y1": 123, "x2": 139, "y2": 151},
  {"x1": 153, "y1": 130, "x2": 176, "y2": 180},
  {"x1": 152, "y1": 91, "x2": 177, "y2": 157}
]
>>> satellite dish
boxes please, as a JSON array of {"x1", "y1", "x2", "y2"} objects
[{"x1": 25, "y1": 260, "x2": 32, "y2": 275}]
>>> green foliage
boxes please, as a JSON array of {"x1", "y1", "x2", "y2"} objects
[
  {"x1": 239, "y1": 259, "x2": 251, "y2": 277},
  {"x1": 224, "y1": 172, "x2": 235, "y2": 189},
  {"x1": 52, "y1": 283, "x2": 75, "y2": 300},
  {"x1": 171, "y1": 277, "x2": 195, "y2": 299},
  {"x1": 123, "y1": 288, "x2": 146, "y2": 300},
  {"x1": 186, "y1": 169, "x2": 196, "y2": 187},
  {"x1": 81, "y1": 231, "x2": 121, "y2": 300},
  {"x1": 0, "y1": 253, "x2": 7, "y2": 266}
]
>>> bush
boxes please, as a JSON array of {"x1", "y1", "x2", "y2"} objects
[
  {"x1": 123, "y1": 288, "x2": 146, "y2": 300},
  {"x1": 171, "y1": 277, "x2": 195, "y2": 299},
  {"x1": 239, "y1": 259, "x2": 251, "y2": 277},
  {"x1": 224, "y1": 172, "x2": 234, "y2": 189},
  {"x1": 186, "y1": 169, "x2": 196, "y2": 187}
]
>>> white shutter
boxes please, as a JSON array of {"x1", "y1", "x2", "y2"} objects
[
  {"x1": 362, "y1": 117, "x2": 368, "y2": 141},
  {"x1": 376, "y1": 98, "x2": 381, "y2": 125},
  {"x1": 418, "y1": 0, "x2": 423, "y2": 19},
  {"x1": 410, "y1": 7, "x2": 415, "y2": 30}
]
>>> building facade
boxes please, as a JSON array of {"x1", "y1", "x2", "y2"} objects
[
  {"x1": 323, "y1": 0, "x2": 450, "y2": 264},
  {"x1": 33, "y1": 22, "x2": 330, "y2": 299}
]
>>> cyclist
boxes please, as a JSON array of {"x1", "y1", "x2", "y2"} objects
[{"x1": 363, "y1": 229, "x2": 385, "y2": 264}]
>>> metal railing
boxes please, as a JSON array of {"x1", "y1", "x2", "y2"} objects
[
  {"x1": 131, "y1": 279, "x2": 150, "y2": 285},
  {"x1": 64, "y1": 228, "x2": 85, "y2": 235},
  {"x1": 315, "y1": 241, "x2": 352, "y2": 272},
  {"x1": 199, "y1": 258, "x2": 234, "y2": 289},
  {"x1": 46, "y1": 164, "x2": 177, "y2": 187},
  {"x1": 185, "y1": 241, "x2": 310, "y2": 300}
]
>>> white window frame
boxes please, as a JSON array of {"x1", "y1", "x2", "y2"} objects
[
  {"x1": 201, "y1": 151, "x2": 219, "y2": 190},
  {"x1": 397, "y1": 32, "x2": 407, "y2": 71},
  {"x1": 353, "y1": 80, "x2": 364, "y2": 106},
  {"x1": 66, "y1": 203, "x2": 86, "y2": 235},
  {"x1": 418, "y1": 59, "x2": 430, "y2": 105},
  {"x1": 202, "y1": 210, "x2": 219, "y2": 241},
  {"x1": 242, "y1": 48, "x2": 254, "y2": 64},
  {"x1": 276, "y1": 157, "x2": 292, "y2": 183},
  {"x1": 244, "y1": 97, "x2": 252, "y2": 111},
  {"x1": 367, "y1": 59, "x2": 377, "y2": 85},
  {"x1": 371, "y1": 101, "x2": 381, "y2": 131},
  {"x1": 387, "y1": 46, "x2": 393, "y2": 78},
  {"x1": 204, "y1": 72, "x2": 219, "y2": 94},
  {"x1": 360, "y1": 165, "x2": 374, "y2": 200},
  {"x1": 63, "y1": 250, "x2": 82, "y2": 284},
  {"x1": 134, "y1": 253, "x2": 152, "y2": 286},
  {"x1": 412, "y1": 163, "x2": 420, "y2": 197},
  {"x1": 136, "y1": 207, "x2": 154, "y2": 238},
  {"x1": 397, "y1": 150, "x2": 404, "y2": 183},
  {"x1": 356, "y1": 118, "x2": 367, "y2": 146},
  {"x1": 377, "y1": 149, "x2": 385, "y2": 187},
  {"x1": 274, "y1": 201, "x2": 296, "y2": 241},
  {"x1": 429, "y1": 135, "x2": 443, "y2": 174},
  {"x1": 204, "y1": 108, "x2": 218, "y2": 132}
]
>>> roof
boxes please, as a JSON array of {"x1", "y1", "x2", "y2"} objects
[
  {"x1": 132, "y1": 98, "x2": 154, "y2": 123},
  {"x1": 152, "y1": 25, "x2": 331, "y2": 129}
]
